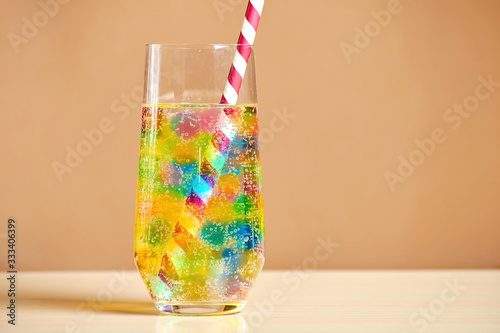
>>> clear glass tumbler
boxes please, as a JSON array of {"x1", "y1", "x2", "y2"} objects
[{"x1": 134, "y1": 44, "x2": 265, "y2": 315}]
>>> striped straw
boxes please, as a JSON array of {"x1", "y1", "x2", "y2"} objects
[
  {"x1": 170, "y1": 0, "x2": 265, "y2": 249},
  {"x1": 221, "y1": 0, "x2": 264, "y2": 105},
  {"x1": 187, "y1": 0, "x2": 265, "y2": 208}
]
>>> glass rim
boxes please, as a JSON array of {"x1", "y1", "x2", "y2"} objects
[{"x1": 145, "y1": 43, "x2": 253, "y2": 49}]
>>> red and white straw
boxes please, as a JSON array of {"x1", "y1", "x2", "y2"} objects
[
  {"x1": 220, "y1": 0, "x2": 264, "y2": 105},
  {"x1": 175, "y1": 0, "x2": 264, "y2": 231}
]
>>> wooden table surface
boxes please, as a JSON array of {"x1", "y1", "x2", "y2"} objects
[{"x1": 1, "y1": 270, "x2": 499, "y2": 332}]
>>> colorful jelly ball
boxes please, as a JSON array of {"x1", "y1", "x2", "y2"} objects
[
  {"x1": 238, "y1": 251, "x2": 263, "y2": 281},
  {"x1": 159, "y1": 163, "x2": 181, "y2": 186},
  {"x1": 218, "y1": 173, "x2": 241, "y2": 197},
  {"x1": 228, "y1": 222, "x2": 261, "y2": 250},
  {"x1": 173, "y1": 115, "x2": 201, "y2": 141},
  {"x1": 142, "y1": 218, "x2": 171, "y2": 248},
  {"x1": 205, "y1": 196, "x2": 234, "y2": 223},
  {"x1": 227, "y1": 138, "x2": 245, "y2": 158},
  {"x1": 169, "y1": 114, "x2": 183, "y2": 132},
  {"x1": 178, "y1": 275, "x2": 212, "y2": 301},
  {"x1": 172, "y1": 142, "x2": 198, "y2": 165},
  {"x1": 192, "y1": 132, "x2": 212, "y2": 152},
  {"x1": 222, "y1": 248, "x2": 241, "y2": 277},
  {"x1": 238, "y1": 110, "x2": 258, "y2": 135},
  {"x1": 234, "y1": 195, "x2": 254, "y2": 217},
  {"x1": 166, "y1": 163, "x2": 197, "y2": 195},
  {"x1": 157, "y1": 124, "x2": 181, "y2": 156},
  {"x1": 201, "y1": 222, "x2": 227, "y2": 249},
  {"x1": 199, "y1": 108, "x2": 222, "y2": 133},
  {"x1": 225, "y1": 277, "x2": 250, "y2": 298},
  {"x1": 151, "y1": 193, "x2": 184, "y2": 224},
  {"x1": 135, "y1": 250, "x2": 161, "y2": 278},
  {"x1": 181, "y1": 245, "x2": 216, "y2": 276},
  {"x1": 183, "y1": 246, "x2": 222, "y2": 279},
  {"x1": 185, "y1": 238, "x2": 212, "y2": 258}
]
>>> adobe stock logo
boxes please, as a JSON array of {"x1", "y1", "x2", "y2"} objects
[
  {"x1": 260, "y1": 107, "x2": 296, "y2": 151},
  {"x1": 385, "y1": 74, "x2": 499, "y2": 192},
  {"x1": 246, "y1": 235, "x2": 340, "y2": 331},
  {"x1": 402, "y1": 278, "x2": 467, "y2": 333},
  {"x1": 339, "y1": 0, "x2": 417, "y2": 64},
  {"x1": 7, "y1": 0, "x2": 72, "y2": 54}
]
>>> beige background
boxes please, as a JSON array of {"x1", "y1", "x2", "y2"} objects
[{"x1": 1, "y1": 0, "x2": 499, "y2": 271}]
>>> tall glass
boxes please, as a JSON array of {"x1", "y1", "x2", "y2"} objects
[{"x1": 134, "y1": 44, "x2": 265, "y2": 315}]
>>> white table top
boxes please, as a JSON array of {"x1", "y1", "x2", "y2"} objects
[{"x1": 1, "y1": 270, "x2": 499, "y2": 332}]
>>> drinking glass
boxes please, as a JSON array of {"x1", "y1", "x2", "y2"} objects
[{"x1": 134, "y1": 44, "x2": 265, "y2": 315}]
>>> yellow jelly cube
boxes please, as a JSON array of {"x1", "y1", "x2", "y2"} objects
[
  {"x1": 135, "y1": 250, "x2": 161, "y2": 278},
  {"x1": 177, "y1": 210, "x2": 200, "y2": 235}
]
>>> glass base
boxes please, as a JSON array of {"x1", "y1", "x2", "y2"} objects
[{"x1": 156, "y1": 303, "x2": 245, "y2": 316}]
